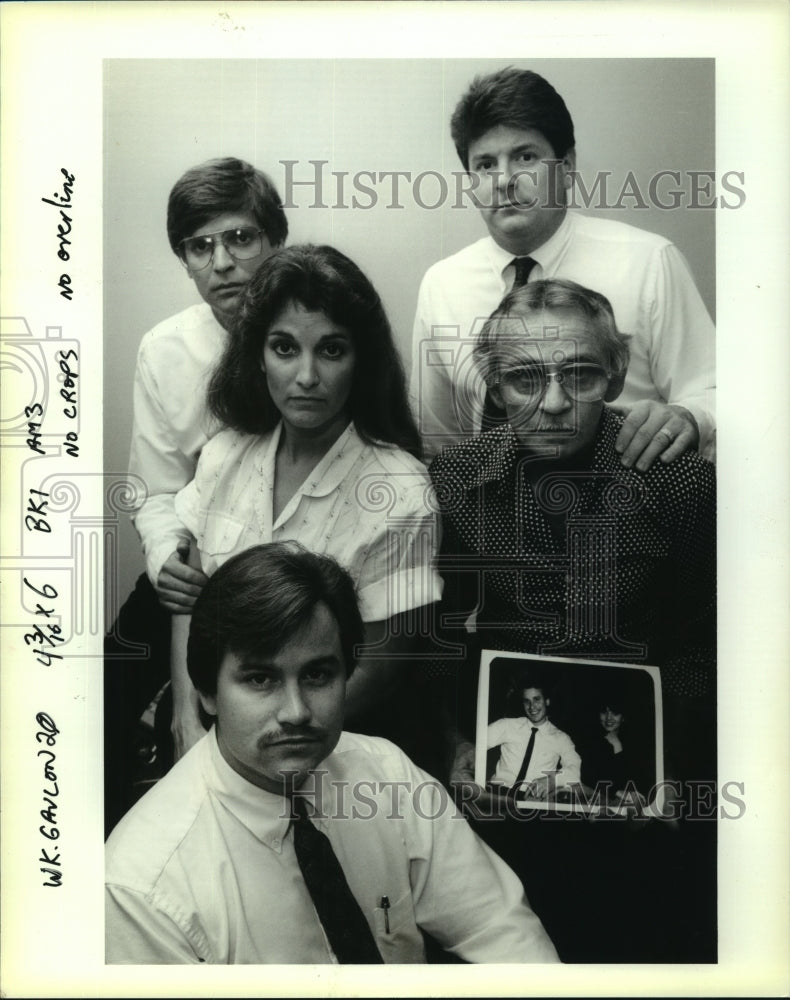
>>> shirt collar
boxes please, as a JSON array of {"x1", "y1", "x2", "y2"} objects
[
  {"x1": 472, "y1": 407, "x2": 624, "y2": 488},
  {"x1": 262, "y1": 421, "x2": 364, "y2": 501},
  {"x1": 203, "y1": 727, "x2": 293, "y2": 850},
  {"x1": 591, "y1": 407, "x2": 625, "y2": 473},
  {"x1": 302, "y1": 422, "x2": 365, "y2": 498},
  {"x1": 528, "y1": 210, "x2": 574, "y2": 272},
  {"x1": 482, "y1": 209, "x2": 576, "y2": 279}
]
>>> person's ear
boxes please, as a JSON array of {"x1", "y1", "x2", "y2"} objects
[
  {"x1": 604, "y1": 370, "x2": 626, "y2": 403},
  {"x1": 561, "y1": 147, "x2": 577, "y2": 191},
  {"x1": 198, "y1": 690, "x2": 217, "y2": 717}
]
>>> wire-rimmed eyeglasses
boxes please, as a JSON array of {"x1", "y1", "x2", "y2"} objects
[
  {"x1": 495, "y1": 361, "x2": 613, "y2": 402},
  {"x1": 177, "y1": 227, "x2": 267, "y2": 271}
]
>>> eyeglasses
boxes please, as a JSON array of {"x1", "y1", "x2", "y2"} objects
[
  {"x1": 177, "y1": 227, "x2": 267, "y2": 271},
  {"x1": 496, "y1": 362, "x2": 612, "y2": 402}
]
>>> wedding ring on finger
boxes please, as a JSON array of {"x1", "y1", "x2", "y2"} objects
[{"x1": 654, "y1": 425, "x2": 676, "y2": 446}]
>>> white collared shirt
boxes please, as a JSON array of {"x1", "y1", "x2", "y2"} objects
[
  {"x1": 128, "y1": 302, "x2": 226, "y2": 584},
  {"x1": 487, "y1": 717, "x2": 582, "y2": 787},
  {"x1": 410, "y1": 210, "x2": 716, "y2": 460},
  {"x1": 105, "y1": 729, "x2": 559, "y2": 964},
  {"x1": 174, "y1": 422, "x2": 441, "y2": 622}
]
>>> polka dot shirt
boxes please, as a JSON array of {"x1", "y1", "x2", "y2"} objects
[{"x1": 429, "y1": 408, "x2": 716, "y2": 700}]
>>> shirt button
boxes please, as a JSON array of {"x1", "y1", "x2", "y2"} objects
[{"x1": 272, "y1": 838, "x2": 280, "y2": 849}]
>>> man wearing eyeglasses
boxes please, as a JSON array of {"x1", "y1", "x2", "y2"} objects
[
  {"x1": 411, "y1": 67, "x2": 715, "y2": 469},
  {"x1": 106, "y1": 158, "x2": 287, "y2": 833},
  {"x1": 130, "y1": 157, "x2": 287, "y2": 612},
  {"x1": 430, "y1": 278, "x2": 715, "y2": 740},
  {"x1": 428, "y1": 278, "x2": 716, "y2": 961}
]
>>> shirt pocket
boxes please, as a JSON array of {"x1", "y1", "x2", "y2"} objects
[
  {"x1": 197, "y1": 514, "x2": 249, "y2": 563},
  {"x1": 371, "y1": 890, "x2": 425, "y2": 963}
]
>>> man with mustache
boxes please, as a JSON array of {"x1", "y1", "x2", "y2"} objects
[
  {"x1": 428, "y1": 278, "x2": 716, "y2": 962},
  {"x1": 105, "y1": 158, "x2": 288, "y2": 832},
  {"x1": 430, "y1": 278, "x2": 715, "y2": 773},
  {"x1": 411, "y1": 66, "x2": 715, "y2": 469},
  {"x1": 105, "y1": 542, "x2": 559, "y2": 965}
]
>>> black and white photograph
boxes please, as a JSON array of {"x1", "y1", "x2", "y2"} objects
[
  {"x1": 473, "y1": 652, "x2": 661, "y2": 812},
  {"x1": 1, "y1": 2, "x2": 788, "y2": 996}
]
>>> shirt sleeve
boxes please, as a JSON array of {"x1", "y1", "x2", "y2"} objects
[
  {"x1": 410, "y1": 272, "x2": 466, "y2": 463},
  {"x1": 486, "y1": 718, "x2": 509, "y2": 750},
  {"x1": 173, "y1": 477, "x2": 200, "y2": 544},
  {"x1": 555, "y1": 731, "x2": 582, "y2": 786},
  {"x1": 398, "y1": 754, "x2": 559, "y2": 963},
  {"x1": 354, "y1": 471, "x2": 443, "y2": 623},
  {"x1": 646, "y1": 243, "x2": 716, "y2": 456},
  {"x1": 128, "y1": 344, "x2": 196, "y2": 585},
  {"x1": 105, "y1": 884, "x2": 209, "y2": 964}
]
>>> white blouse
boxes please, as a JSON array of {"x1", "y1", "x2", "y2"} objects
[{"x1": 175, "y1": 422, "x2": 442, "y2": 622}]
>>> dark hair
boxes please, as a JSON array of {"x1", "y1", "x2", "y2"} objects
[
  {"x1": 594, "y1": 690, "x2": 628, "y2": 716},
  {"x1": 451, "y1": 67, "x2": 575, "y2": 170},
  {"x1": 474, "y1": 278, "x2": 631, "y2": 388},
  {"x1": 166, "y1": 156, "x2": 288, "y2": 252},
  {"x1": 503, "y1": 671, "x2": 549, "y2": 716},
  {"x1": 208, "y1": 244, "x2": 421, "y2": 458},
  {"x1": 517, "y1": 673, "x2": 548, "y2": 699},
  {"x1": 187, "y1": 542, "x2": 364, "y2": 697}
]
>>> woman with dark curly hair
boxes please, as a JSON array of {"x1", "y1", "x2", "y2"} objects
[{"x1": 170, "y1": 245, "x2": 441, "y2": 758}]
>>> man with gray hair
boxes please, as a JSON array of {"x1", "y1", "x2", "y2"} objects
[
  {"x1": 430, "y1": 277, "x2": 716, "y2": 753},
  {"x1": 411, "y1": 66, "x2": 715, "y2": 467},
  {"x1": 429, "y1": 277, "x2": 716, "y2": 962}
]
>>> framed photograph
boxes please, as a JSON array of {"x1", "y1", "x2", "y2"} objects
[{"x1": 474, "y1": 651, "x2": 663, "y2": 816}]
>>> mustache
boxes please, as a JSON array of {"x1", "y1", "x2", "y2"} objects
[
  {"x1": 512, "y1": 418, "x2": 577, "y2": 433},
  {"x1": 256, "y1": 727, "x2": 328, "y2": 750}
]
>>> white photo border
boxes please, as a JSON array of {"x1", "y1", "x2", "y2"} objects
[{"x1": 1, "y1": 2, "x2": 788, "y2": 997}]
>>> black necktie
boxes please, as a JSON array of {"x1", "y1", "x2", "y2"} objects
[
  {"x1": 291, "y1": 795, "x2": 384, "y2": 964},
  {"x1": 481, "y1": 256, "x2": 538, "y2": 431},
  {"x1": 512, "y1": 255, "x2": 537, "y2": 289},
  {"x1": 511, "y1": 726, "x2": 539, "y2": 793}
]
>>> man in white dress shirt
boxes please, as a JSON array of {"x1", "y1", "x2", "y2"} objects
[
  {"x1": 105, "y1": 158, "x2": 288, "y2": 833},
  {"x1": 411, "y1": 67, "x2": 715, "y2": 466},
  {"x1": 487, "y1": 681, "x2": 581, "y2": 801},
  {"x1": 105, "y1": 543, "x2": 559, "y2": 965},
  {"x1": 129, "y1": 156, "x2": 288, "y2": 607}
]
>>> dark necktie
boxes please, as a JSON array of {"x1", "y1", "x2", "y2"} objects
[
  {"x1": 512, "y1": 255, "x2": 537, "y2": 289},
  {"x1": 481, "y1": 256, "x2": 537, "y2": 431},
  {"x1": 291, "y1": 795, "x2": 384, "y2": 964},
  {"x1": 511, "y1": 726, "x2": 539, "y2": 793}
]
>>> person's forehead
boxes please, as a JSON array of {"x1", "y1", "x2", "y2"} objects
[
  {"x1": 266, "y1": 301, "x2": 351, "y2": 341},
  {"x1": 493, "y1": 322, "x2": 605, "y2": 367},
  {"x1": 190, "y1": 209, "x2": 260, "y2": 239},
  {"x1": 494, "y1": 306, "x2": 597, "y2": 343},
  {"x1": 523, "y1": 687, "x2": 544, "y2": 699},
  {"x1": 223, "y1": 604, "x2": 345, "y2": 676},
  {"x1": 469, "y1": 123, "x2": 553, "y2": 157}
]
